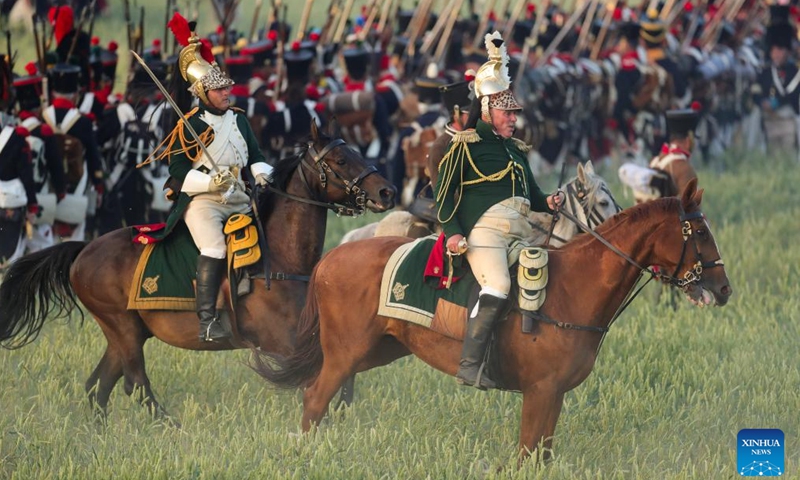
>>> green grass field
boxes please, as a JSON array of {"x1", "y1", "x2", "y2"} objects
[
  {"x1": 0, "y1": 149, "x2": 798, "y2": 479},
  {"x1": 2, "y1": 3, "x2": 799, "y2": 478}
]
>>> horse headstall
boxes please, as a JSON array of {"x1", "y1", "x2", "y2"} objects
[
  {"x1": 663, "y1": 208, "x2": 725, "y2": 290},
  {"x1": 300, "y1": 138, "x2": 377, "y2": 217}
]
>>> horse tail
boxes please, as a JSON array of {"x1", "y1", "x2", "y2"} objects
[
  {"x1": 0, "y1": 241, "x2": 87, "y2": 349},
  {"x1": 251, "y1": 266, "x2": 324, "y2": 389}
]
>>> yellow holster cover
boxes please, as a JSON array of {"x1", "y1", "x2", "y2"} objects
[
  {"x1": 225, "y1": 214, "x2": 261, "y2": 270},
  {"x1": 518, "y1": 247, "x2": 549, "y2": 311}
]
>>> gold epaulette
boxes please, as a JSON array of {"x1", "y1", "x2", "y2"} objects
[
  {"x1": 451, "y1": 129, "x2": 480, "y2": 144},
  {"x1": 230, "y1": 106, "x2": 245, "y2": 115},
  {"x1": 183, "y1": 106, "x2": 199, "y2": 119},
  {"x1": 511, "y1": 137, "x2": 532, "y2": 153}
]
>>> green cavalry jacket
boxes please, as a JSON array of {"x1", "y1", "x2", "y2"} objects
[{"x1": 434, "y1": 119, "x2": 550, "y2": 239}]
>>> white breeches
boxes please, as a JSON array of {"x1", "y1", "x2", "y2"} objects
[
  {"x1": 465, "y1": 197, "x2": 534, "y2": 297},
  {"x1": 183, "y1": 193, "x2": 251, "y2": 259}
]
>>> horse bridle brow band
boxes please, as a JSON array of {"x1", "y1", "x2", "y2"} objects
[{"x1": 307, "y1": 138, "x2": 345, "y2": 164}]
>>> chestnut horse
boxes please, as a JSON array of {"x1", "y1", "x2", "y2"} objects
[
  {"x1": 0, "y1": 123, "x2": 395, "y2": 418},
  {"x1": 253, "y1": 179, "x2": 732, "y2": 460}
]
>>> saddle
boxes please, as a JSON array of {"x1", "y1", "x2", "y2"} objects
[
  {"x1": 378, "y1": 237, "x2": 551, "y2": 337},
  {"x1": 127, "y1": 214, "x2": 263, "y2": 312},
  {"x1": 377, "y1": 237, "x2": 552, "y2": 391}
]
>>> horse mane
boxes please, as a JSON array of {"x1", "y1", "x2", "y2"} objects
[
  {"x1": 256, "y1": 135, "x2": 318, "y2": 216},
  {"x1": 561, "y1": 197, "x2": 687, "y2": 251}
]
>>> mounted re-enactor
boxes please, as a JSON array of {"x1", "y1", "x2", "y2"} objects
[
  {"x1": 619, "y1": 107, "x2": 700, "y2": 203},
  {"x1": 142, "y1": 13, "x2": 273, "y2": 342},
  {"x1": 435, "y1": 32, "x2": 563, "y2": 390}
]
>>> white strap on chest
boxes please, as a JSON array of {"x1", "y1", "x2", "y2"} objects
[
  {"x1": 42, "y1": 106, "x2": 82, "y2": 134},
  {"x1": 198, "y1": 110, "x2": 247, "y2": 169},
  {"x1": 304, "y1": 100, "x2": 321, "y2": 126},
  {"x1": 21, "y1": 117, "x2": 42, "y2": 132},
  {"x1": 769, "y1": 66, "x2": 800, "y2": 97},
  {"x1": 79, "y1": 93, "x2": 95, "y2": 115},
  {"x1": 142, "y1": 104, "x2": 166, "y2": 138},
  {"x1": 0, "y1": 126, "x2": 14, "y2": 154},
  {"x1": 650, "y1": 152, "x2": 687, "y2": 170}
]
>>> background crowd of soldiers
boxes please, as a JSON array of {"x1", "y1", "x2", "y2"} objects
[{"x1": 0, "y1": 0, "x2": 797, "y2": 266}]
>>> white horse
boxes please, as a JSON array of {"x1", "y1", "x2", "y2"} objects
[
  {"x1": 340, "y1": 160, "x2": 620, "y2": 247},
  {"x1": 528, "y1": 160, "x2": 622, "y2": 247}
]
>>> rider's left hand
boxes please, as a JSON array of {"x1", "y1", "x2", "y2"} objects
[{"x1": 547, "y1": 191, "x2": 565, "y2": 211}]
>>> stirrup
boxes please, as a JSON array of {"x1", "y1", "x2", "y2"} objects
[
  {"x1": 200, "y1": 317, "x2": 230, "y2": 342},
  {"x1": 455, "y1": 362, "x2": 495, "y2": 390}
]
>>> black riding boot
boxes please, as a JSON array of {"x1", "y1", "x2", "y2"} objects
[
  {"x1": 456, "y1": 294, "x2": 507, "y2": 390},
  {"x1": 196, "y1": 255, "x2": 229, "y2": 342}
]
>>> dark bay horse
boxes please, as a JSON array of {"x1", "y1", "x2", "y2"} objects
[
  {"x1": 0, "y1": 123, "x2": 395, "y2": 418},
  {"x1": 254, "y1": 179, "x2": 732, "y2": 461}
]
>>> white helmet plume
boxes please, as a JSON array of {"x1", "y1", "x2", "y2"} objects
[{"x1": 474, "y1": 31, "x2": 511, "y2": 98}]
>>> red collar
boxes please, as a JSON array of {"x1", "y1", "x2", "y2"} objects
[
  {"x1": 344, "y1": 76, "x2": 367, "y2": 92},
  {"x1": 51, "y1": 97, "x2": 75, "y2": 109},
  {"x1": 661, "y1": 143, "x2": 691, "y2": 157},
  {"x1": 18, "y1": 110, "x2": 38, "y2": 121},
  {"x1": 345, "y1": 82, "x2": 366, "y2": 92}
]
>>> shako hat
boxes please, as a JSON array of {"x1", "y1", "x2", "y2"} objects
[{"x1": 665, "y1": 108, "x2": 699, "y2": 137}]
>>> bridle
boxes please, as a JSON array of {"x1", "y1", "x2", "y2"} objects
[
  {"x1": 267, "y1": 138, "x2": 379, "y2": 217},
  {"x1": 531, "y1": 177, "x2": 620, "y2": 244},
  {"x1": 662, "y1": 207, "x2": 726, "y2": 289},
  {"x1": 528, "y1": 200, "x2": 725, "y2": 336},
  {"x1": 257, "y1": 137, "x2": 380, "y2": 287},
  {"x1": 566, "y1": 180, "x2": 623, "y2": 232},
  {"x1": 560, "y1": 201, "x2": 724, "y2": 293}
]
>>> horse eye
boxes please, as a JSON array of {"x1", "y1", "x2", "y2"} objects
[
  {"x1": 599, "y1": 200, "x2": 609, "y2": 207},
  {"x1": 696, "y1": 228, "x2": 707, "y2": 237},
  {"x1": 336, "y1": 157, "x2": 346, "y2": 166}
]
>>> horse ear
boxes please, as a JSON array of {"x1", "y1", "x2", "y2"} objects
[
  {"x1": 680, "y1": 178, "x2": 699, "y2": 209},
  {"x1": 584, "y1": 160, "x2": 595, "y2": 175},
  {"x1": 576, "y1": 162, "x2": 586, "y2": 184},
  {"x1": 694, "y1": 188, "x2": 704, "y2": 206},
  {"x1": 310, "y1": 118, "x2": 320, "y2": 143}
]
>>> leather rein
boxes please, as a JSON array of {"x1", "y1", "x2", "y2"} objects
[
  {"x1": 529, "y1": 179, "x2": 620, "y2": 245},
  {"x1": 528, "y1": 201, "x2": 724, "y2": 336},
  {"x1": 265, "y1": 138, "x2": 379, "y2": 217}
]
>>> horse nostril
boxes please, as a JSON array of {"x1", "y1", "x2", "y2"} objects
[
  {"x1": 721, "y1": 285, "x2": 732, "y2": 297},
  {"x1": 381, "y1": 187, "x2": 396, "y2": 202}
]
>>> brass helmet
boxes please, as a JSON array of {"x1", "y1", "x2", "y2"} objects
[
  {"x1": 169, "y1": 13, "x2": 233, "y2": 105},
  {"x1": 473, "y1": 31, "x2": 522, "y2": 118}
]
